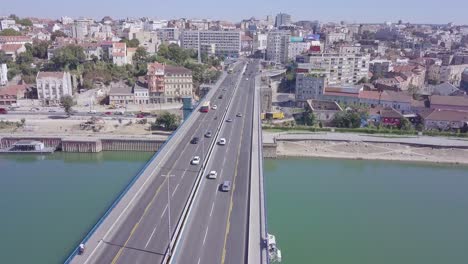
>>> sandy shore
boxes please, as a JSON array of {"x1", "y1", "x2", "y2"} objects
[{"x1": 276, "y1": 140, "x2": 468, "y2": 165}]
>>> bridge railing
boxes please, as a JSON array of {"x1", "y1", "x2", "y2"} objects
[{"x1": 63, "y1": 73, "x2": 228, "y2": 264}]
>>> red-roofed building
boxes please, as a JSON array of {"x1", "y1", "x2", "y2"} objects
[
  {"x1": 112, "y1": 42, "x2": 127, "y2": 66},
  {"x1": 0, "y1": 36, "x2": 33, "y2": 45},
  {"x1": 424, "y1": 109, "x2": 468, "y2": 131},
  {"x1": 144, "y1": 62, "x2": 193, "y2": 103},
  {"x1": 429, "y1": 95, "x2": 468, "y2": 111},
  {"x1": 0, "y1": 84, "x2": 28, "y2": 106},
  {"x1": 0, "y1": 43, "x2": 27, "y2": 61}
]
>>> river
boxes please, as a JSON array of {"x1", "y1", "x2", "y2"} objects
[
  {"x1": 264, "y1": 158, "x2": 468, "y2": 264},
  {"x1": 1, "y1": 153, "x2": 468, "y2": 263},
  {"x1": 0, "y1": 152, "x2": 153, "y2": 264}
]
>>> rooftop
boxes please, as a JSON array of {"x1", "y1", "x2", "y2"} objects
[
  {"x1": 431, "y1": 95, "x2": 468, "y2": 107},
  {"x1": 37, "y1": 71, "x2": 66, "y2": 79},
  {"x1": 425, "y1": 109, "x2": 468, "y2": 122}
]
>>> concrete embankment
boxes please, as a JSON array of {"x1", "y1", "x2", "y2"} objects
[
  {"x1": 262, "y1": 131, "x2": 468, "y2": 164},
  {"x1": 0, "y1": 134, "x2": 168, "y2": 153}
]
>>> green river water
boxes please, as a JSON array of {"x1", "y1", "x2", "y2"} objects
[
  {"x1": 1, "y1": 153, "x2": 468, "y2": 263},
  {"x1": 264, "y1": 158, "x2": 468, "y2": 264}
]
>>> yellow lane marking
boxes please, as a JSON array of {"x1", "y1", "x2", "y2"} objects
[
  {"x1": 111, "y1": 111, "x2": 212, "y2": 264},
  {"x1": 221, "y1": 78, "x2": 250, "y2": 264}
]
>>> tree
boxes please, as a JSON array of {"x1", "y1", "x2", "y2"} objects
[
  {"x1": 398, "y1": 117, "x2": 412, "y2": 131},
  {"x1": 51, "y1": 30, "x2": 68, "y2": 41},
  {"x1": 332, "y1": 111, "x2": 361, "y2": 128},
  {"x1": 133, "y1": 47, "x2": 148, "y2": 76},
  {"x1": 0, "y1": 51, "x2": 11, "y2": 64},
  {"x1": 0, "y1": 29, "x2": 22, "y2": 36},
  {"x1": 120, "y1": 38, "x2": 139, "y2": 48},
  {"x1": 60, "y1": 95, "x2": 75, "y2": 115},
  {"x1": 154, "y1": 111, "x2": 180, "y2": 130},
  {"x1": 304, "y1": 112, "x2": 316, "y2": 126},
  {"x1": 31, "y1": 41, "x2": 50, "y2": 59},
  {"x1": 51, "y1": 45, "x2": 86, "y2": 70}
]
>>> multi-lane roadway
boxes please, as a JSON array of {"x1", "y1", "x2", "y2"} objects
[
  {"x1": 171, "y1": 60, "x2": 259, "y2": 264},
  {"x1": 72, "y1": 60, "x2": 250, "y2": 264}
]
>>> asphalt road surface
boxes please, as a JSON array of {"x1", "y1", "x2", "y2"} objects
[
  {"x1": 81, "y1": 61, "x2": 247, "y2": 264},
  {"x1": 171, "y1": 60, "x2": 259, "y2": 264}
]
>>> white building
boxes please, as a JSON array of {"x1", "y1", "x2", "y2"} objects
[
  {"x1": 133, "y1": 86, "x2": 149, "y2": 104},
  {"x1": 253, "y1": 33, "x2": 268, "y2": 51},
  {"x1": 112, "y1": 42, "x2": 128, "y2": 66},
  {"x1": 275, "y1": 13, "x2": 291, "y2": 27},
  {"x1": 72, "y1": 19, "x2": 89, "y2": 40},
  {"x1": 288, "y1": 41, "x2": 310, "y2": 60},
  {"x1": 0, "y1": 64, "x2": 7, "y2": 86},
  {"x1": 266, "y1": 30, "x2": 290, "y2": 64},
  {"x1": 0, "y1": 19, "x2": 16, "y2": 30},
  {"x1": 295, "y1": 73, "x2": 326, "y2": 101},
  {"x1": 36, "y1": 72, "x2": 73, "y2": 105},
  {"x1": 297, "y1": 52, "x2": 370, "y2": 86},
  {"x1": 181, "y1": 30, "x2": 241, "y2": 57}
]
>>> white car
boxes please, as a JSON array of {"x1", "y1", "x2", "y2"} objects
[
  {"x1": 218, "y1": 138, "x2": 226, "y2": 145},
  {"x1": 191, "y1": 156, "x2": 200, "y2": 165},
  {"x1": 212, "y1": 105, "x2": 218, "y2": 110},
  {"x1": 208, "y1": 171, "x2": 218, "y2": 179}
]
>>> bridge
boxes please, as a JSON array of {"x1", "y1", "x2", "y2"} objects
[{"x1": 67, "y1": 59, "x2": 272, "y2": 264}]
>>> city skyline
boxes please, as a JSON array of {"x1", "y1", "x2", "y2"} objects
[{"x1": 0, "y1": 0, "x2": 467, "y2": 25}]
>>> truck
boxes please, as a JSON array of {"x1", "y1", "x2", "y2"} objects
[{"x1": 261, "y1": 112, "x2": 284, "y2": 120}]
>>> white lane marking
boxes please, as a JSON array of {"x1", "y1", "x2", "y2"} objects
[
  {"x1": 144, "y1": 225, "x2": 158, "y2": 249},
  {"x1": 197, "y1": 258, "x2": 201, "y2": 264},
  {"x1": 172, "y1": 183, "x2": 180, "y2": 197},
  {"x1": 162, "y1": 205, "x2": 168, "y2": 217},
  {"x1": 209, "y1": 202, "x2": 215, "y2": 217},
  {"x1": 203, "y1": 227, "x2": 209, "y2": 245}
]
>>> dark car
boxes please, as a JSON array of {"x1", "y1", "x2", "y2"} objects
[
  {"x1": 204, "y1": 131, "x2": 212, "y2": 138},
  {"x1": 218, "y1": 95, "x2": 223, "y2": 99},
  {"x1": 191, "y1": 137, "x2": 200, "y2": 144},
  {"x1": 226, "y1": 118, "x2": 233, "y2": 123}
]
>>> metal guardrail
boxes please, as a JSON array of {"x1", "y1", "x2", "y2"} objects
[{"x1": 63, "y1": 73, "x2": 229, "y2": 264}]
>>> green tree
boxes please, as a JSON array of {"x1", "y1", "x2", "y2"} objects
[
  {"x1": 15, "y1": 51, "x2": 33, "y2": 65},
  {"x1": 304, "y1": 112, "x2": 316, "y2": 126},
  {"x1": 154, "y1": 111, "x2": 180, "y2": 130},
  {"x1": 51, "y1": 30, "x2": 68, "y2": 41},
  {"x1": 51, "y1": 45, "x2": 86, "y2": 70},
  {"x1": 60, "y1": 95, "x2": 75, "y2": 115},
  {"x1": 332, "y1": 111, "x2": 362, "y2": 128},
  {"x1": 0, "y1": 51, "x2": 11, "y2": 64},
  {"x1": 120, "y1": 38, "x2": 139, "y2": 48},
  {"x1": 398, "y1": 117, "x2": 412, "y2": 131},
  {"x1": 31, "y1": 41, "x2": 50, "y2": 59},
  {"x1": 133, "y1": 47, "x2": 148, "y2": 76},
  {"x1": 0, "y1": 29, "x2": 22, "y2": 36}
]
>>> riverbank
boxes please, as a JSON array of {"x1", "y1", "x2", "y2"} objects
[{"x1": 264, "y1": 132, "x2": 468, "y2": 165}]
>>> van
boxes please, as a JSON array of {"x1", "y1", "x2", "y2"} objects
[{"x1": 221, "y1": 181, "x2": 232, "y2": 192}]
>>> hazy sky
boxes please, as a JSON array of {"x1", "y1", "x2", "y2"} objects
[{"x1": 0, "y1": 0, "x2": 466, "y2": 24}]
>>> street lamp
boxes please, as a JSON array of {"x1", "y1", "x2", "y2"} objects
[{"x1": 162, "y1": 174, "x2": 175, "y2": 257}]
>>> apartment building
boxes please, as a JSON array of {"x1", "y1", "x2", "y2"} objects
[
  {"x1": 297, "y1": 52, "x2": 370, "y2": 86},
  {"x1": 146, "y1": 62, "x2": 193, "y2": 103},
  {"x1": 180, "y1": 30, "x2": 241, "y2": 57},
  {"x1": 0, "y1": 64, "x2": 7, "y2": 86},
  {"x1": 36, "y1": 71, "x2": 73, "y2": 105},
  {"x1": 266, "y1": 30, "x2": 290, "y2": 64}
]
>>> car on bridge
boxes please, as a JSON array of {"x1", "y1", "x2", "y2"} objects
[
  {"x1": 191, "y1": 156, "x2": 200, "y2": 165},
  {"x1": 226, "y1": 118, "x2": 233, "y2": 123},
  {"x1": 212, "y1": 105, "x2": 218, "y2": 110},
  {"x1": 190, "y1": 137, "x2": 200, "y2": 144},
  {"x1": 218, "y1": 138, "x2": 226, "y2": 145},
  {"x1": 205, "y1": 131, "x2": 212, "y2": 138},
  {"x1": 236, "y1": 113, "x2": 243, "y2": 117},
  {"x1": 221, "y1": 181, "x2": 232, "y2": 192},
  {"x1": 208, "y1": 171, "x2": 218, "y2": 179}
]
